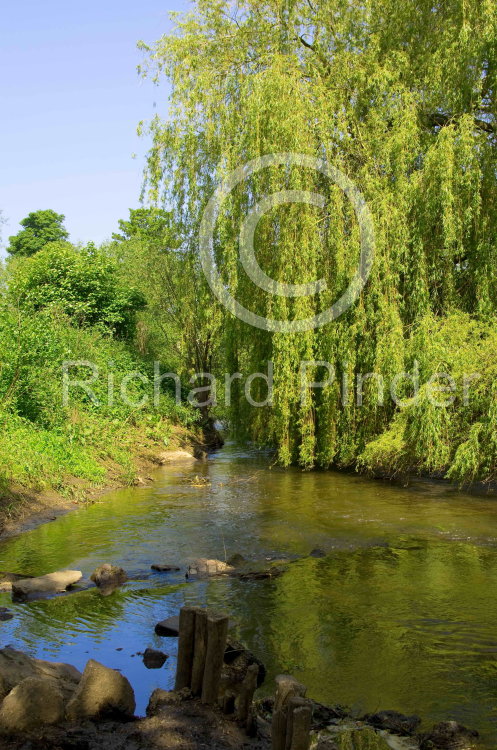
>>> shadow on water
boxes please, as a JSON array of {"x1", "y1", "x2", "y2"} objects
[{"x1": 0, "y1": 443, "x2": 496, "y2": 744}]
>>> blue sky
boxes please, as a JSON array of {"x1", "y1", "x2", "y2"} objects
[{"x1": 0, "y1": 0, "x2": 190, "y2": 255}]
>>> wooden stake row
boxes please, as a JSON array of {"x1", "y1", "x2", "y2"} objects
[
  {"x1": 175, "y1": 606, "x2": 229, "y2": 704},
  {"x1": 271, "y1": 675, "x2": 312, "y2": 750},
  {"x1": 174, "y1": 608, "x2": 312, "y2": 748}
]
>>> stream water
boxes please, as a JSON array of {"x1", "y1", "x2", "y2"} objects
[{"x1": 0, "y1": 444, "x2": 496, "y2": 745}]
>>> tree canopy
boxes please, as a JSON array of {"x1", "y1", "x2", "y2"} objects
[
  {"x1": 7, "y1": 209, "x2": 69, "y2": 257},
  {"x1": 138, "y1": 0, "x2": 497, "y2": 482},
  {"x1": 11, "y1": 241, "x2": 146, "y2": 338}
]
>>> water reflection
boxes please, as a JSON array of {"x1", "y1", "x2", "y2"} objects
[{"x1": 0, "y1": 445, "x2": 496, "y2": 743}]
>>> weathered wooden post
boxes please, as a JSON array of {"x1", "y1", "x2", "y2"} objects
[
  {"x1": 190, "y1": 607, "x2": 208, "y2": 696},
  {"x1": 201, "y1": 612, "x2": 229, "y2": 703},
  {"x1": 271, "y1": 675, "x2": 312, "y2": 750},
  {"x1": 175, "y1": 606, "x2": 197, "y2": 690},
  {"x1": 286, "y1": 697, "x2": 312, "y2": 750},
  {"x1": 236, "y1": 662, "x2": 259, "y2": 727}
]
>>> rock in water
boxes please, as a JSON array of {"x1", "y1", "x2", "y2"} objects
[
  {"x1": 0, "y1": 572, "x2": 33, "y2": 592},
  {"x1": 0, "y1": 676, "x2": 64, "y2": 732},
  {"x1": 151, "y1": 564, "x2": 180, "y2": 572},
  {"x1": 143, "y1": 648, "x2": 168, "y2": 669},
  {"x1": 90, "y1": 564, "x2": 128, "y2": 595},
  {"x1": 309, "y1": 548, "x2": 327, "y2": 558},
  {"x1": 187, "y1": 558, "x2": 234, "y2": 576},
  {"x1": 155, "y1": 615, "x2": 180, "y2": 637},
  {"x1": 420, "y1": 721, "x2": 479, "y2": 749},
  {"x1": 66, "y1": 659, "x2": 135, "y2": 721},
  {"x1": 226, "y1": 553, "x2": 246, "y2": 567},
  {"x1": 0, "y1": 647, "x2": 81, "y2": 702},
  {"x1": 12, "y1": 570, "x2": 82, "y2": 599}
]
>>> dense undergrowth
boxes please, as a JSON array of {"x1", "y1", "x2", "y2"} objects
[{"x1": 0, "y1": 244, "x2": 198, "y2": 501}]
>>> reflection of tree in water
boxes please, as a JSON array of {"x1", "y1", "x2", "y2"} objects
[
  {"x1": 8, "y1": 582, "x2": 186, "y2": 648},
  {"x1": 230, "y1": 542, "x2": 497, "y2": 736}
]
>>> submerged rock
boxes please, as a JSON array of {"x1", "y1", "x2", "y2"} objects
[
  {"x1": 90, "y1": 564, "x2": 128, "y2": 595},
  {"x1": 66, "y1": 659, "x2": 136, "y2": 721},
  {"x1": 142, "y1": 648, "x2": 168, "y2": 669},
  {"x1": 236, "y1": 567, "x2": 285, "y2": 580},
  {"x1": 366, "y1": 710, "x2": 421, "y2": 736},
  {"x1": 155, "y1": 615, "x2": 180, "y2": 637},
  {"x1": 309, "y1": 548, "x2": 327, "y2": 558},
  {"x1": 0, "y1": 607, "x2": 13, "y2": 622},
  {"x1": 0, "y1": 676, "x2": 64, "y2": 732},
  {"x1": 226, "y1": 553, "x2": 246, "y2": 567},
  {"x1": 419, "y1": 721, "x2": 479, "y2": 749},
  {"x1": 151, "y1": 564, "x2": 181, "y2": 572},
  {"x1": 12, "y1": 570, "x2": 82, "y2": 599}
]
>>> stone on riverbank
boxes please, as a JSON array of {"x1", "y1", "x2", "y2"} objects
[
  {"x1": 0, "y1": 676, "x2": 64, "y2": 732},
  {"x1": 11, "y1": 570, "x2": 82, "y2": 599},
  {"x1": 419, "y1": 721, "x2": 479, "y2": 749},
  {"x1": 90, "y1": 564, "x2": 128, "y2": 595},
  {"x1": 0, "y1": 647, "x2": 81, "y2": 702},
  {"x1": 66, "y1": 659, "x2": 135, "y2": 721},
  {"x1": 146, "y1": 687, "x2": 192, "y2": 715}
]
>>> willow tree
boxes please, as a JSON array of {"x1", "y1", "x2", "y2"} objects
[{"x1": 139, "y1": 0, "x2": 497, "y2": 481}]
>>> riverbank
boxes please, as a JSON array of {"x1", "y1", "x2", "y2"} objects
[{"x1": 0, "y1": 421, "x2": 211, "y2": 541}]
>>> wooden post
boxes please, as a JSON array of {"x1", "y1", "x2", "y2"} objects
[
  {"x1": 201, "y1": 612, "x2": 229, "y2": 704},
  {"x1": 174, "y1": 606, "x2": 197, "y2": 690},
  {"x1": 288, "y1": 705, "x2": 312, "y2": 750},
  {"x1": 191, "y1": 607, "x2": 208, "y2": 696},
  {"x1": 237, "y1": 663, "x2": 259, "y2": 726},
  {"x1": 271, "y1": 675, "x2": 307, "y2": 750},
  {"x1": 286, "y1": 697, "x2": 312, "y2": 750}
]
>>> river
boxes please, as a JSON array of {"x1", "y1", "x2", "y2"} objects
[{"x1": 0, "y1": 444, "x2": 496, "y2": 745}]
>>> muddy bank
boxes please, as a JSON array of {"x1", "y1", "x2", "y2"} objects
[{"x1": 0, "y1": 425, "x2": 214, "y2": 541}]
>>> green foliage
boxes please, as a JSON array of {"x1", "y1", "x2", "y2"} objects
[
  {"x1": 10, "y1": 241, "x2": 146, "y2": 338},
  {"x1": 139, "y1": 0, "x2": 497, "y2": 481},
  {"x1": 111, "y1": 207, "x2": 223, "y2": 383},
  {"x1": 0, "y1": 300, "x2": 197, "y2": 491},
  {"x1": 7, "y1": 209, "x2": 69, "y2": 257}
]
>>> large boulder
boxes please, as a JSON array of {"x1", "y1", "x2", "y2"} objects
[
  {"x1": 0, "y1": 676, "x2": 64, "y2": 732},
  {"x1": 66, "y1": 659, "x2": 135, "y2": 721},
  {"x1": 12, "y1": 570, "x2": 82, "y2": 599},
  {"x1": 90, "y1": 564, "x2": 128, "y2": 595},
  {"x1": 0, "y1": 647, "x2": 81, "y2": 702},
  {"x1": 419, "y1": 721, "x2": 479, "y2": 749}
]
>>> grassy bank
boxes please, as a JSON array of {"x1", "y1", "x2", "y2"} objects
[{"x1": 0, "y1": 285, "x2": 203, "y2": 533}]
